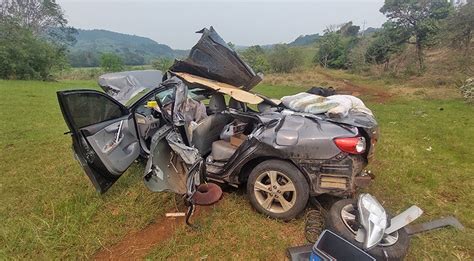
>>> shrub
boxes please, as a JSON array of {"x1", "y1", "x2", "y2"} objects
[
  {"x1": 100, "y1": 53, "x2": 124, "y2": 72},
  {"x1": 267, "y1": 44, "x2": 303, "y2": 73},
  {"x1": 0, "y1": 19, "x2": 67, "y2": 80},
  {"x1": 239, "y1": 45, "x2": 270, "y2": 73},
  {"x1": 151, "y1": 57, "x2": 174, "y2": 72}
]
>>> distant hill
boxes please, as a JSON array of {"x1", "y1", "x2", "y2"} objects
[
  {"x1": 289, "y1": 34, "x2": 321, "y2": 46},
  {"x1": 68, "y1": 29, "x2": 187, "y2": 67},
  {"x1": 235, "y1": 33, "x2": 322, "y2": 51}
]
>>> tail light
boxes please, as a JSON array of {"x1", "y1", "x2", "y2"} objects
[{"x1": 334, "y1": 136, "x2": 366, "y2": 154}]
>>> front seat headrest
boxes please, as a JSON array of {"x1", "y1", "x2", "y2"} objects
[
  {"x1": 209, "y1": 93, "x2": 226, "y2": 113},
  {"x1": 229, "y1": 97, "x2": 246, "y2": 111}
]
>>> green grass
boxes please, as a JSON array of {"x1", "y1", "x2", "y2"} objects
[
  {"x1": 146, "y1": 99, "x2": 474, "y2": 260},
  {"x1": 1, "y1": 76, "x2": 473, "y2": 260},
  {"x1": 0, "y1": 80, "x2": 175, "y2": 259}
]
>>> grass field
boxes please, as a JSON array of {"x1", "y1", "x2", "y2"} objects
[{"x1": 0, "y1": 71, "x2": 473, "y2": 260}]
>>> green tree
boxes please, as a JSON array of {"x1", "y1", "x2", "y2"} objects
[
  {"x1": 365, "y1": 22, "x2": 410, "y2": 68},
  {"x1": 100, "y1": 53, "x2": 124, "y2": 72},
  {"x1": 267, "y1": 44, "x2": 303, "y2": 73},
  {"x1": 339, "y1": 21, "x2": 360, "y2": 37},
  {"x1": 239, "y1": 45, "x2": 270, "y2": 73},
  {"x1": 151, "y1": 57, "x2": 174, "y2": 72},
  {"x1": 0, "y1": 0, "x2": 74, "y2": 79},
  {"x1": 0, "y1": 18, "x2": 65, "y2": 80},
  {"x1": 1, "y1": 0, "x2": 76, "y2": 44},
  {"x1": 317, "y1": 32, "x2": 346, "y2": 68},
  {"x1": 380, "y1": 0, "x2": 452, "y2": 70},
  {"x1": 68, "y1": 50, "x2": 100, "y2": 67},
  {"x1": 347, "y1": 37, "x2": 371, "y2": 73},
  {"x1": 443, "y1": 2, "x2": 473, "y2": 57},
  {"x1": 123, "y1": 51, "x2": 145, "y2": 66}
]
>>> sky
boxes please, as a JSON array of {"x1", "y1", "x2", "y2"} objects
[{"x1": 57, "y1": 0, "x2": 387, "y2": 49}]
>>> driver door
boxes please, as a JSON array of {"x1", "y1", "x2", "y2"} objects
[{"x1": 57, "y1": 90, "x2": 141, "y2": 193}]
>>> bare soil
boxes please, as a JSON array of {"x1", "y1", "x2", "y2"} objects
[
  {"x1": 93, "y1": 205, "x2": 213, "y2": 260},
  {"x1": 316, "y1": 70, "x2": 393, "y2": 103}
]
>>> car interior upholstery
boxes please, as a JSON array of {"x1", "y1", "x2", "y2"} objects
[
  {"x1": 190, "y1": 93, "x2": 232, "y2": 155},
  {"x1": 135, "y1": 89, "x2": 261, "y2": 166},
  {"x1": 228, "y1": 97, "x2": 246, "y2": 111}
]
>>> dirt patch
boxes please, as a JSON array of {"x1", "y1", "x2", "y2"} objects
[
  {"x1": 316, "y1": 70, "x2": 393, "y2": 103},
  {"x1": 341, "y1": 80, "x2": 393, "y2": 103},
  {"x1": 93, "y1": 205, "x2": 214, "y2": 260}
]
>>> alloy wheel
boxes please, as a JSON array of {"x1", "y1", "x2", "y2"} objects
[{"x1": 253, "y1": 170, "x2": 297, "y2": 213}]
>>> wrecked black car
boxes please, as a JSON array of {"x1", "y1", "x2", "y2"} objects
[{"x1": 57, "y1": 27, "x2": 378, "y2": 220}]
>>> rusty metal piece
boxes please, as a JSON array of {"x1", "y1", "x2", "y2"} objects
[
  {"x1": 354, "y1": 175, "x2": 372, "y2": 188},
  {"x1": 405, "y1": 216, "x2": 465, "y2": 236}
]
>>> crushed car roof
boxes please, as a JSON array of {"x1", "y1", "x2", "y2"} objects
[{"x1": 169, "y1": 27, "x2": 262, "y2": 91}]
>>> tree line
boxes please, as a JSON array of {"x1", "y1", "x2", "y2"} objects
[
  {"x1": 1, "y1": 0, "x2": 472, "y2": 80},
  {"x1": 0, "y1": 0, "x2": 152, "y2": 79},
  {"x1": 0, "y1": 0, "x2": 77, "y2": 80},
  {"x1": 239, "y1": 0, "x2": 473, "y2": 75}
]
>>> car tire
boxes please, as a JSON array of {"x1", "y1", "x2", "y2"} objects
[
  {"x1": 247, "y1": 159, "x2": 309, "y2": 221},
  {"x1": 325, "y1": 199, "x2": 410, "y2": 261}
]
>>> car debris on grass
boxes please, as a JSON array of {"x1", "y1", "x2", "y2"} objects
[
  {"x1": 57, "y1": 27, "x2": 379, "y2": 222},
  {"x1": 55, "y1": 27, "x2": 467, "y2": 260}
]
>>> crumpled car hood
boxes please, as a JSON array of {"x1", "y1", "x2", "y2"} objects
[
  {"x1": 169, "y1": 26, "x2": 262, "y2": 91},
  {"x1": 98, "y1": 70, "x2": 163, "y2": 105}
]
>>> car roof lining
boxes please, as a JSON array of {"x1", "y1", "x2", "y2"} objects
[{"x1": 172, "y1": 72, "x2": 264, "y2": 105}]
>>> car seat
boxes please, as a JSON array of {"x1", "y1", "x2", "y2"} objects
[{"x1": 190, "y1": 93, "x2": 232, "y2": 155}]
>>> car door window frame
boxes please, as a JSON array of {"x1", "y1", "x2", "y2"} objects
[{"x1": 58, "y1": 89, "x2": 130, "y2": 133}]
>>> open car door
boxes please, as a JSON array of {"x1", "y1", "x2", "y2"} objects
[{"x1": 57, "y1": 90, "x2": 140, "y2": 193}]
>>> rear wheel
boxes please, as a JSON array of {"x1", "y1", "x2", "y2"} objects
[{"x1": 247, "y1": 160, "x2": 309, "y2": 220}]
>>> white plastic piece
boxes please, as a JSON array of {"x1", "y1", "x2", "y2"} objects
[
  {"x1": 385, "y1": 205, "x2": 423, "y2": 234},
  {"x1": 165, "y1": 212, "x2": 186, "y2": 217}
]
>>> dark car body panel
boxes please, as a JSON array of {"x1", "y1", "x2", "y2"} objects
[
  {"x1": 58, "y1": 27, "x2": 377, "y2": 199},
  {"x1": 168, "y1": 27, "x2": 262, "y2": 90},
  {"x1": 202, "y1": 111, "x2": 370, "y2": 196}
]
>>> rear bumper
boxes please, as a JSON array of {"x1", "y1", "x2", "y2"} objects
[{"x1": 298, "y1": 154, "x2": 372, "y2": 197}]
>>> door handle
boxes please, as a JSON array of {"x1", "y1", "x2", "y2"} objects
[
  {"x1": 114, "y1": 120, "x2": 124, "y2": 143},
  {"x1": 103, "y1": 120, "x2": 124, "y2": 153}
]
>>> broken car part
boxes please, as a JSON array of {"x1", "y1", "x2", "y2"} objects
[
  {"x1": 325, "y1": 195, "x2": 418, "y2": 260},
  {"x1": 57, "y1": 27, "x2": 379, "y2": 222},
  {"x1": 98, "y1": 70, "x2": 163, "y2": 105},
  {"x1": 173, "y1": 72, "x2": 264, "y2": 104},
  {"x1": 404, "y1": 216, "x2": 465, "y2": 235},
  {"x1": 385, "y1": 205, "x2": 423, "y2": 235},
  {"x1": 357, "y1": 193, "x2": 388, "y2": 249},
  {"x1": 190, "y1": 183, "x2": 223, "y2": 206},
  {"x1": 169, "y1": 26, "x2": 262, "y2": 91},
  {"x1": 305, "y1": 209, "x2": 326, "y2": 244}
]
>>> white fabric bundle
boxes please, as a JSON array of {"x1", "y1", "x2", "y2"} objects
[{"x1": 281, "y1": 92, "x2": 373, "y2": 118}]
